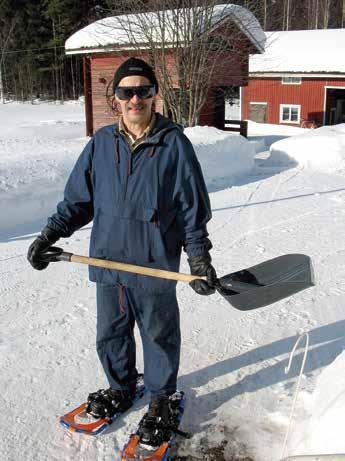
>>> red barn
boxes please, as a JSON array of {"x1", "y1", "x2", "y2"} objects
[
  {"x1": 65, "y1": 4, "x2": 265, "y2": 135},
  {"x1": 243, "y1": 29, "x2": 345, "y2": 127}
]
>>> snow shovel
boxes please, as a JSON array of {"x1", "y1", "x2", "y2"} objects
[{"x1": 41, "y1": 248, "x2": 314, "y2": 311}]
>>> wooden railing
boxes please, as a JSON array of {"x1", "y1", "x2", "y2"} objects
[{"x1": 223, "y1": 119, "x2": 248, "y2": 137}]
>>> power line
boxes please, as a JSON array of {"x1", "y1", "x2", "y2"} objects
[{"x1": 2, "y1": 45, "x2": 66, "y2": 55}]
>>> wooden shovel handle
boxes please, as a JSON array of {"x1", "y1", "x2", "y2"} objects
[{"x1": 70, "y1": 254, "x2": 206, "y2": 283}]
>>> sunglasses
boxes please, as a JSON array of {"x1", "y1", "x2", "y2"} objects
[{"x1": 114, "y1": 85, "x2": 156, "y2": 100}]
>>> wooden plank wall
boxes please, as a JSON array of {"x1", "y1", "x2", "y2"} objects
[{"x1": 243, "y1": 77, "x2": 345, "y2": 125}]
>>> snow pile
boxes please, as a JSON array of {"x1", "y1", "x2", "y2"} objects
[
  {"x1": 248, "y1": 120, "x2": 307, "y2": 153},
  {"x1": 248, "y1": 121, "x2": 306, "y2": 138},
  {"x1": 0, "y1": 102, "x2": 87, "y2": 235},
  {"x1": 184, "y1": 125, "x2": 255, "y2": 189},
  {"x1": 267, "y1": 124, "x2": 345, "y2": 172},
  {"x1": 288, "y1": 350, "x2": 345, "y2": 456},
  {"x1": 250, "y1": 29, "x2": 345, "y2": 73},
  {"x1": 0, "y1": 105, "x2": 254, "y2": 236}
]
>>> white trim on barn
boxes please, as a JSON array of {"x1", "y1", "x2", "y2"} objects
[
  {"x1": 239, "y1": 86, "x2": 243, "y2": 119},
  {"x1": 279, "y1": 104, "x2": 301, "y2": 124}
]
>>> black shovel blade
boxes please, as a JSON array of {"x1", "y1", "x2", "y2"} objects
[{"x1": 216, "y1": 254, "x2": 314, "y2": 311}]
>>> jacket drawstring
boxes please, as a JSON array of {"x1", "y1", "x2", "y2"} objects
[
  {"x1": 149, "y1": 146, "x2": 156, "y2": 157},
  {"x1": 114, "y1": 137, "x2": 120, "y2": 164},
  {"x1": 127, "y1": 155, "x2": 132, "y2": 176},
  {"x1": 116, "y1": 282, "x2": 126, "y2": 314}
]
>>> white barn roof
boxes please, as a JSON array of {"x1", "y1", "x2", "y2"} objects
[
  {"x1": 250, "y1": 29, "x2": 345, "y2": 75},
  {"x1": 65, "y1": 4, "x2": 265, "y2": 55}
]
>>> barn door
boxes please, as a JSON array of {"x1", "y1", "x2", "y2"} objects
[{"x1": 249, "y1": 103, "x2": 267, "y2": 123}]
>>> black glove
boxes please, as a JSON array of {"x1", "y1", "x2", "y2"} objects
[
  {"x1": 188, "y1": 253, "x2": 217, "y2": 296},
  {"x1": 27, "y1": 227, "x2": 60, "y2": 270}
]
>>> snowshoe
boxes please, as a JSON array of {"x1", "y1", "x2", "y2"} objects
[
  {"x1": 60, "y1": 374, "x2": 145, "y2": 436},
  {"x1": 121, "y1": 391, "x2": 190, "y2": 460}
]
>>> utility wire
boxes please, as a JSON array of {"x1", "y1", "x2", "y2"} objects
[{"x1": 2, "y1": 45, "x2": 66, "y2": 55}]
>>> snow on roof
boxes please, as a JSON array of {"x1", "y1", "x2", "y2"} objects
[
  {"x1": 65, "y1": 4, "x2": 265, "y2": 55},
  {"x1": 250, "y1": 29, "x2": 345, "y2": 74}
]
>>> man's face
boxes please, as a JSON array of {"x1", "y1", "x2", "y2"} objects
[{"x1": 115, "y1": 75, "x2": 155, "y2": 124}]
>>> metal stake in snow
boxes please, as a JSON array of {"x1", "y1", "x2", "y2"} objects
[{"x1": 281, "y1": 332, "x2": 310, "y2": 461}]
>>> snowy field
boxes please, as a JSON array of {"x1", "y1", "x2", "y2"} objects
[{"x1": 1, "y1": 102, "x2": 345, "y2": 461}]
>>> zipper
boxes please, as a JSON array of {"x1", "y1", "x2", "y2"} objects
[{"x1": 116, "y1": 134, "x2": 159, "y2": 200}]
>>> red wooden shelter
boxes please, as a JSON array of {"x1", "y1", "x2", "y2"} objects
[{"x1": 65, "y1": 4, "x2": 265, "y2": 136}]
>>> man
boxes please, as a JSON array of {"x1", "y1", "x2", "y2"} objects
[{"x1": 27, "y1": 58, "x2": 216, "y2": 446}]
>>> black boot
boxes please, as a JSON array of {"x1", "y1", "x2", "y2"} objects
[
  {"x1": 86, "y1": 374, "x2": 143, "y2": 419},
  {"x1": 138, "y1": 391, "x2": 186, "y2": 447},
  {"x1": 86, "y1": 388, "x2": 134, "y2": 419}
]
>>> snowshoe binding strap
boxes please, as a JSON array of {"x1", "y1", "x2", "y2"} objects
[{"x1": 86, "y1": 388, "x2": 133, "y2": 419}]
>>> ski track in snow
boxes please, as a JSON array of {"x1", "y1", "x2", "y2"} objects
[{"x1": 2, "y1": 104, "x2": 345, "y2": 460}]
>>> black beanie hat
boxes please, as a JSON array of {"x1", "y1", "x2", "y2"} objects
[{"x1": 112, "y1": 58, "x2": 159, "y2": 94}]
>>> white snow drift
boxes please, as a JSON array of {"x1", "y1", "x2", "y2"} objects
[
  {"x1": 184, "y1": 125, "x2": 256, "y2": 189},
  {"x1": 0, "y1": 106, "x2": 255, "y2": 234},
  {"x1": 288, "y1": 351, "x2": 345, "y2": 457},
  {"x1": 268, "y1": 124, "x2": 345, "y2": 172}
]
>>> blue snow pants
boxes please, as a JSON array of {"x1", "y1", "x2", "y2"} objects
[{"x1": 96, "y1": 283, "x2": 181, "y2": 396}]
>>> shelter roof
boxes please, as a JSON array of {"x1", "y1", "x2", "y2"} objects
[{"x1": 65, "y1": 4, "x2": 265, "y2": 55}]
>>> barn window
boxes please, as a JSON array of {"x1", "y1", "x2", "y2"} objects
[
  {"x1": 282, "y1": 76, "x2": 302, "y2": 85},
  {"x1": 280, "y1": 104, "x2": 301, "y2": 124}
]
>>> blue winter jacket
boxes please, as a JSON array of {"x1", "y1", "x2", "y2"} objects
[{"x1": 47, "y1": 113, "x2": 212, "y2": 292}]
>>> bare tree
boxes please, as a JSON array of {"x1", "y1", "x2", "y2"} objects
[
  {"x1": 315, "y1": 0, "x2": 320, "y2": 28},
  {"x1": 0, "y1": 10, "x2": 19, "y2": 103},
  {"x1": 104, "y1": 0, "x2": 260, "y2": 126},
  {"x1": 262, "y1": 0, "x2": 268, "y2": 30},
  {"x1": 283, "y1": 0, "x2": 291, "y2": 30},
  {"x1": 320, "y1": 0, "x2": 331, "y2": 27}
]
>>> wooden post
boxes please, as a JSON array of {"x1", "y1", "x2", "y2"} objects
[{"x1": 240, "y1": 120, "x2": 248, "y2": 137}]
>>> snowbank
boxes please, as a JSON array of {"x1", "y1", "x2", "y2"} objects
[
  {"x1": 288, "y1": 350, "x2": 345, "y2": 456},
  {"x1": 184, "y1": 125, "x2": 255, "y2": 189},
  {"x1": 247, "y1": 120, "x2": 306, "y2": 153},
  {"x1": 0, "y1": 105, "x2": 255, "y2": 235},
  {"x1": 268, "y1": 124, "x2": 345, "y2": 172},
  {"x1": 0, "y1": 102, "x2": 87, "y2": 235}
]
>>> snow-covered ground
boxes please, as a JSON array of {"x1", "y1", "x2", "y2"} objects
[{"x1": 1, "y1": 102, "x2": 345, "y2": 461}]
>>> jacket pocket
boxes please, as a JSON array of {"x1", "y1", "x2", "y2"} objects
[{"x1": 97, "y1": 201, "x2": 157, "y2": 264}]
